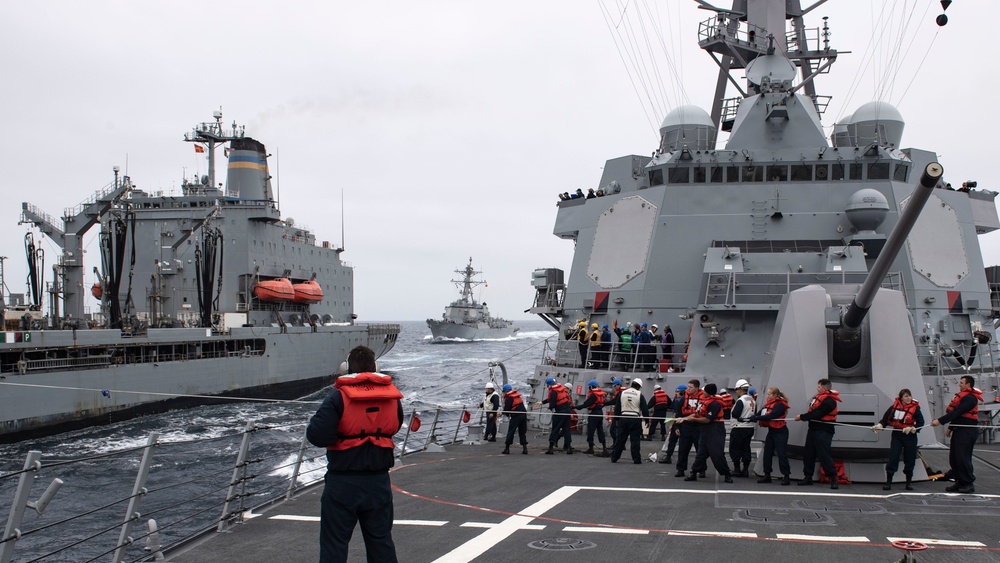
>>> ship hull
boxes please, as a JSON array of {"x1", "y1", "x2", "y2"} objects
[
  {"x1": 427, "y1": 320, "x2": 519, "y2": 341},
  {"x1": 0, "y1": 323, "x2": 398, "y2": 443}
]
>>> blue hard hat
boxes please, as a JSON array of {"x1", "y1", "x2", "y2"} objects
[
  {"x1": 640, "y1": 322, "x2": 648, "y2": 328},
  {"x1": 502, "y1": 383, "x2": 512, "y2": 392},
  {"x1": 602, "y1": 324, "x2": 608, "y2": 329},
  {"x1": 676, "y1": 384, "x2": 687, "y2": 392},
  {"x1": 588, "y1": 379, "x2": 598, "y2": 388},
  {"x1": 613, "y1": 378, "x2": 622, "y2": 385},
  {"x1": 546, "y1": 377, "x2": 556, "y2": 386},
  {"x1": 749, "y1": 387, "x2": 757, "y2": 395}
]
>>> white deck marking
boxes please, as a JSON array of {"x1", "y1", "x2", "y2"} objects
[
  {"x1": 270, "y1": 515, "x2": 320, "y2": 522},
  {"x1": 396, "y1": 519, "x2": 448, "y2": 527},
  {"x1": 886, "y1": 537, "x2": 987, "y2": 547},
  {"x1": 563, "y1": 526, "x2": 648, "y2": 535},
  {"x1": 461, "y1": 522, "x2": 545, "y2": 530},
  {"x1": 668, "y1": 530, "x2": 758, "y2": 538},
  {"x1": 432, "y1": 486, "x2": 580, "y2": 563},
  {"x1": 580, "y1": 486, "x2": 1000, "y2": 500},
  {"x1": 777, "y1": 534, "x2": 870, "y2": 542}
]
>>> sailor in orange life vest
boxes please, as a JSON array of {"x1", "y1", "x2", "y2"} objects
[
  {"x1": 574, "y1": 379, "x2": 608, "y2": 456},
  {"x1": 538, "y1": 377, "x2": 574, "y2": 455},
  {"x1": 482, "y1": 382, "x2": 501, "y2": 442},
  {"x1": 680, "y1": 383, "x2": 734, "y2": 482},
  {"x1": 610, "y1": 378, "x2": 650, "y2": 464},
  {"x1": 871, "y1": 388, "x2": 924, "y2": 491},
  {"x1": 930, "y1": 375, "x2": 984, "y2": 494},
  {"x1": 794, "y1": 378, "x2": 842, "y2": 489},
  {"x1": 673, "y1": 379, "x2": 704, "y2": 478},
  {"x1": 750, "y1": 387, "x2": 792, "y2": 485},
  {"x1": 500, "y1": 383, "x2": 528, "y2": 455},
  {"x1": 306, "y1": 346, "x2": 404, "y2": 563},
  {"x1": 607, "y1": 378, "x2": 625, "y2": 450},
  {"x1": 646, "y1": 384, "x2": 670, "y2": 441}
]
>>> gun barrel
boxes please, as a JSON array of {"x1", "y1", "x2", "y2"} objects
[{"x1": 842, "y1": 162, "x2": 943, "y2": 329}]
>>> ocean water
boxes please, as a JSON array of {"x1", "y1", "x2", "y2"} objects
[{"x1": 0, "y1": 319, "x2": 555, "y2": 562}]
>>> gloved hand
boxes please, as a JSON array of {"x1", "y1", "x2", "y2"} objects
[
  {"x1": 870, "y1": 424, "x2": 884, "y2": 433},
  {"x1": 902, "y1": 426, "x2": 916, "y2": 435},
  {"x1": 613, "y1": 320, "x2": 618, "y2": 329}
]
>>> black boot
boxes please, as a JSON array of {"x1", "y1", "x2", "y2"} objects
[
  {"x1": 684, "y1": 472, "x2": 698, "y2": 481},
  {"x1": 883, "y1": 473, "x2": 893, "y2": 491},
  {"x1": 757, "y1": 474, "x2": 772, "y2": 484},
  {"x1": 905, "y1": 474, "x2": 913, "y2": 491},
  {"x1": 584, "y1": 446, "x2": 595, "y2": 455},
  {"x1": 565, "y1": 446, "x2": 574, "y2": 455},
  {"x1": 780, "y1": 475, "x2": 790, "y2": 486},
  {"x1": 545, "y1": 444, "x2": 554, "y2": 455},
  {"x1": 522, "y1": 444, "x2": 529, "y2": 455},
  {"x1": 502, "y1": 445, "x2": 510, "y2": 455}
]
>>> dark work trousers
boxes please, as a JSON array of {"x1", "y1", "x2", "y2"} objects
[
  {"x1": 802, "y1": 427, "x2": 837, "y2": 480},
  {"x1": 320, "y1": 472, "x2": 397, "y2": 563},
  {"x1": 585, "y1": 412, "x2": 606, "y2": 447},
  {"x1": 729, "y1": 427, "x2": 754, "y2": 470},
  {"x1": 675, "y1": 422, "x2": 701, "y2": 472},
  {"x1": 609, "y1": 418, "x2": 620, "y2": 449},
  {"x1": 885, "y1": 430, "x2": 917, "y2": 477},
  {"x1": 578, "y1": 343, "x2": 589, "y2": 367},
  {"x1": 611, "y1": 416, "x2": 643, "y2": 463},
  {"x1": 691, "y1": 422, "x2": 731, "y2": 477},
  {"x1": 761, "y1": 426, "x2": 790, "y2": 477},
  {"x1": 648, "y1": 411, "x2": 668, "y2": 439},
  {"x1": 505, "y1": 413, "x2": 528, "y2": 446},
  {"x1": 484, "y1": 412, "x2": 498, "y2": 441},
  {"x1": 663, "y1": 421, "x2": 680, "y2": 456},
  {"x1": 549, "y1": 409, "x2": 572, "y2": 447},
  {"x1": 949, "y1": 425, "x2": 978, "y2": 486}
]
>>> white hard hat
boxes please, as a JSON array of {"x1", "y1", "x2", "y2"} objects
[
  {"x1": 654, "y1": 384, "x2": 661, "y2": 390},
  {"x1": 632, "y1": 378, "x2": 643, "y2": 389},
  {"x1": 485, "y1": 382, "x2": 495, "y2": 389},
  {"x1": 735, "y1": 378, "x2": 750, "y2": 389}
]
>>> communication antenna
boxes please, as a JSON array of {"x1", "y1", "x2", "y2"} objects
[
  {"x1": 275, "y1": 147, "x2": 280, "y2": 211},
  {"x1": 340, "y1": 189, "x2": 346, "y2": 251}
]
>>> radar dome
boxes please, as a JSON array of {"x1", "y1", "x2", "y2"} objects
[
  {"x1": 659, "y1": 105, "x2": 717, "y2": 152},
  {"x1": 847, "y1": 101, "x2": 904, "y2": 148},
  {"x1": 845, "y1": 188, "x2": 889, "y2": 233}
]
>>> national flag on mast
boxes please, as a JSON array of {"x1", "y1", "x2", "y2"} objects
[{"x1": 194, "y1": 144, "x2": 205, "y2": 154}]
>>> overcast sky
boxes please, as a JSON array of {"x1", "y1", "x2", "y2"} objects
[{"x1": 0, "y1": 1, "x2": 991, "y2": 322}]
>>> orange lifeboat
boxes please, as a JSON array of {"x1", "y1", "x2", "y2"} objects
[
  {"x1": 253, "y1": 278, "x2": 295, "y2": 302},
  {"x1": 292, "y1": 279, "x2": 323, "y2": 304},
  {"x1": 91, "y1": 281, "x2": 103, "y2": 299}
]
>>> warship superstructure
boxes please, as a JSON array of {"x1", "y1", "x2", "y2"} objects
[
  {"x1": 526, "y1": 0, "x2": 999, "y2": 480},
  {"x1": 427, "y1": 258, "x2": 518, "y2": 341},
  {"x1": 0, "y1": 111, "x2": 399, "y2": 443}
]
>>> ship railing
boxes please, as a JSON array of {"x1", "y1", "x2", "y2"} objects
[
  {"x1": 61, "y1": 180, "x2": 119, "y2": 219},
  {"x1": 701, "y1": 270, "x2": 903, "y2": 308},
  {"x1": 0, "y1": 420, "x2": 329, "y2": 563},
  {"x1": 17, "y1": 355, "x2": 111, "y2": 374},
  {"x1": 543, "y1": 336, "x2": 689, "y2": 374},
  {"x1": 697, "y1": 15, "x2": 768, "y2": 52},
  {"x1": 20, "y1": 203, "x2": 63, "y2": 233},
  {"x1": 398, "y1": 405, "x2": 479, "y2": 457}
]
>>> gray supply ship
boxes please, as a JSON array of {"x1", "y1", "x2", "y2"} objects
[
  {"x1": 0, "y1": 111, "x2": 399, "y2": 443},
  {"x1": 427, "y1": 257, "x2": 518, "y2": 341},
  {"x1": 525, "y1": 0, "x2": 1000, "y2": 482}
]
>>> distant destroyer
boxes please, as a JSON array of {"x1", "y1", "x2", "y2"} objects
[{"x1": 427, "y1": 258, "x2": 518, "y2": 341}]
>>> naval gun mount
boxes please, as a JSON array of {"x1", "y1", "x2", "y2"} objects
[{"x1": 760, "y1": 162, "x2": 944, "y2": 483}]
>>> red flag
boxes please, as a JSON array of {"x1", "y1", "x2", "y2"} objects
[
  {"x1": 462, "y1": 410, "x2": 471, "y2": 423},
  {"x1": 410, "y1": 415, "x2": 421, "y2": 432},
  {"x1": 194, "y1": 145, "x2": 205, "y2": 153}
]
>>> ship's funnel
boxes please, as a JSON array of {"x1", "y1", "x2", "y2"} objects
[{"x1": 225, "y1": 137, "x2": 273, "y2": 200}]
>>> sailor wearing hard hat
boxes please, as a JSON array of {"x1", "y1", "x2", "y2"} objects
[
  {"x1": 482, "y1": 382, "x2": 501, "y2": 442},
  {"x1": 610, "y1": 378, "x2": 650, "y2": 464},
  {"x1": 729, "y1": 379, "x2": 756, "y2": 477}
]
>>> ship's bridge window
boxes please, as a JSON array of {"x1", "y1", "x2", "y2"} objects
[
  {"x1": 667, "y1": 167, "x2": 689, "y2": 184},
  {"x1": 893, "y1": 163, "x2": 909, "y2": 182},
  {"x1": 710, "y1": 166, "x2": 725, "y2": 183},
  {"x1": 850, "y1": 163, "x2": 863, "y2": 180},
  {"x1": 726, "y1": 166, "x2": 740, "y2": 182},
  {"x1": 766, "y1": 165, "x2": 788, "y2": 182},
  {"x1": 742, "y1": 166, "x2": 763, "y2": 182},
  {"x1": 815, "y1": 164, "x2": 830, "y2": 180},
  {"x1": 867, "y1": 162, "x2": 890, "y2": 180},
  {"x1": 831, "y1": 163, "x2": 845, "y2": 180},
  {"x1": 693, "y1": 167, "x2": 707, "y2": 183},
  {"x1": 649, "y1": 168, "x2": 664, "y2": 186},
  {"x1": 790, "y1": 164, "x2": 812, "y2": 181}
]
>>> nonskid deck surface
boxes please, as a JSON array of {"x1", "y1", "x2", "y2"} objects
[{"x1": 171, "y1": 439, "x2": 1000, "y2": 563}]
